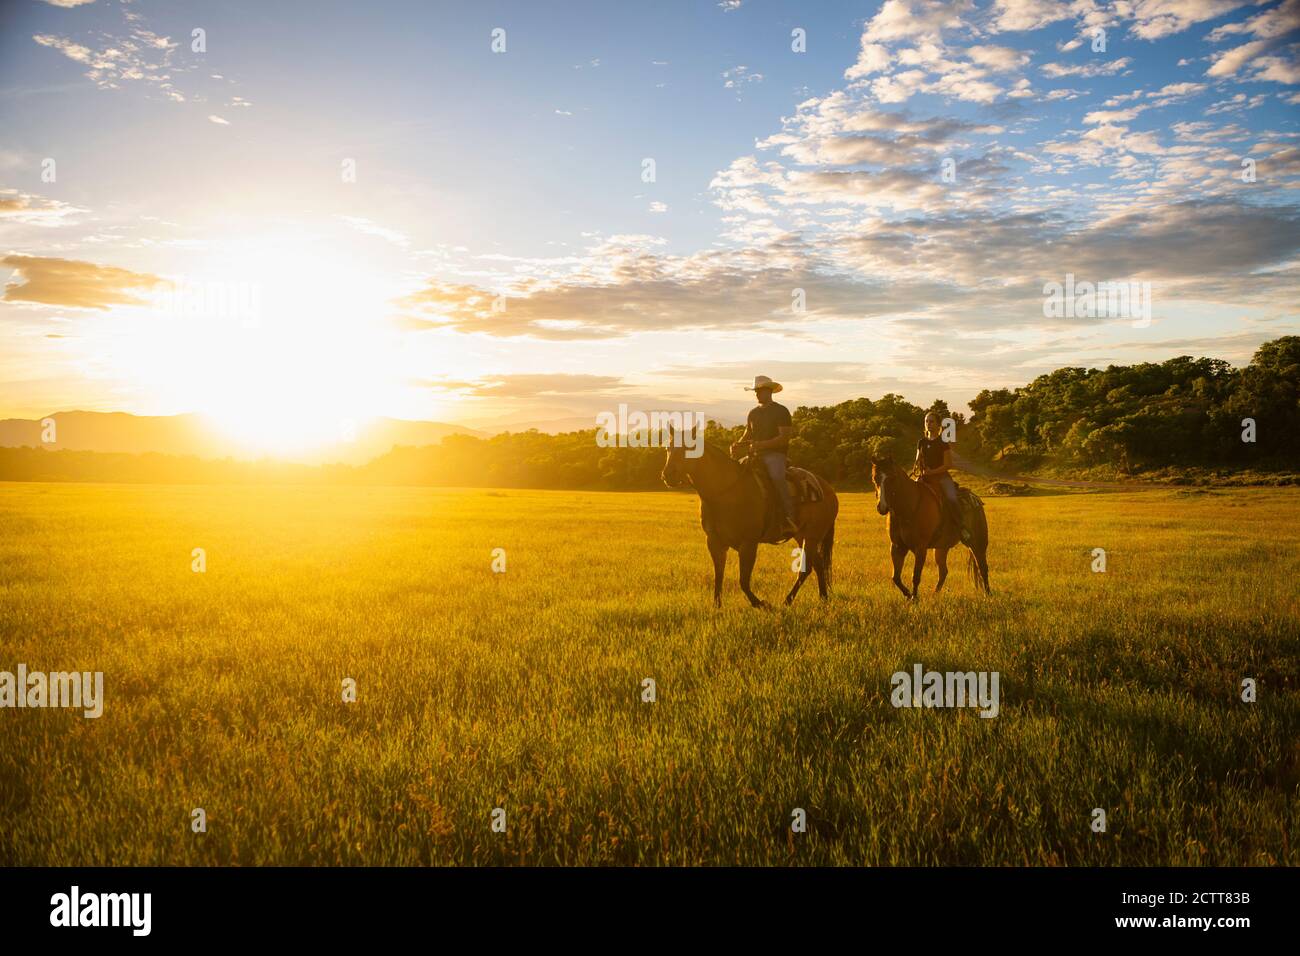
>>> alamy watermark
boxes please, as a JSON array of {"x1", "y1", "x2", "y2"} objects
[
  {"x1": 50, "y1": 886, "x2": 150, "y2": 936},
  {"x1": 595, "y1": 404, "x2": 706, "y2": 458},
  {"x1": 1, "y1": 664, "x2": 103, "y2": 718},
  {"x1": 1043, "y1": 273, "x2": 1152, "y2": 328},
  {"x1": 151, "y1": 279, "x2": 262, "y2": 328},
  {"x1": 890, "y1": 663, "x2": 1000, "y2": 718}
]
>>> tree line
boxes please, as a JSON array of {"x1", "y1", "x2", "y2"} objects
[{"x1": 2, "y1": 337, "x2": 1295, "y2": 488}]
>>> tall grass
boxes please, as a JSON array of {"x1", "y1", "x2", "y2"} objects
[{"x1": 0, "y1": 481, "x2": 1296, "y2": 865}]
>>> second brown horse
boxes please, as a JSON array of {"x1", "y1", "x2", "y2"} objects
[
  {"x1": 662, "y1": 428, "x2": 839, "y2": 608},
  {"x1": 870, "y1": 457, "x2": 991, "y2": 599}
]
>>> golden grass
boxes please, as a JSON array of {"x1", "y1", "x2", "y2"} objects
[{"x1": 1, "y1": 481, "x2": 1296, "y2": 865}]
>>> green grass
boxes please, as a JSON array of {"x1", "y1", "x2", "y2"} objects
[{"x1": 1, "y1": 480, "x2": 1297, "y2": 865}]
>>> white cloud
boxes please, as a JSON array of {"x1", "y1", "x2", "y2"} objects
[
  {"x1": 1126, "y1": 1, "x2": 1250, "y2": 40},
  {"x1": 967, "y1": 44, "x2": 1031, "y2": 71},
  {"x1": 863, "y1": 0, "x2": 974, "y2": 42},
  {"x1": 992, "y1": 0, "x2": 1077, "y2": 32},
  {"x1": 1207, "y1": 0, "x2": 1300, "y2": 80},
  {"x1": 1042, "y1": 57, "x2": 1132, "y2": 78},
  {"x1": 845, "y1": 41, "x2": 892, "y2": 79}
]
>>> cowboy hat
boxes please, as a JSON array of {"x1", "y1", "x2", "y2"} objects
[{"x1": 745, "y1": 375, "x2": 783, "y2": 393}]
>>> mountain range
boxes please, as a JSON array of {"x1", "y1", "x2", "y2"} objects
[{"x1": 0, "y1": 411, "x2": 484, "y2": 466}]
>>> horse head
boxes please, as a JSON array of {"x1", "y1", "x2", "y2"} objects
[
  {"x1": 870, "y1": 456, "x2": 898, "y2": 516},
  {"x1": 660, "y1": 423, "x2": 699, "y2": 488}
]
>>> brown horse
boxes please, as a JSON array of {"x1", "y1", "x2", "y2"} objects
[
  {"x1": 662, "y1": 431, "x2": 839, "y2": 608},
  {"x1": 870, "y1": 457, "x2": 990, "y2": 600}
]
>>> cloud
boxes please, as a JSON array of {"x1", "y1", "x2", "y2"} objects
[
  {"x1": 1, "y1": 254, "x2": 162, "y2": 310},
  {"x1": 722, "y1": 65, "x2": 763, "y2": 97},
  {"x1": 337, "y1": 215, "x2": 410, "y2": 247},
  {"x1": 399, "y1": 234, "x2": 960, "y2": 340},
  {"x1": 1041, "y1": 57, "x2": 1132, "y2": 79},
  {"x1": 0, "y1": 190, "x2": 87, "y2": 227},
  {"x1": 207, "y1": 115, "x2": 230, "y2": 125},
  {"x1": 1207, "y1": 0, "x2": 1300, "y2": 80},
  {"x1": 31, "y1": 4, "x2": 232, "y2": 107},
  {"x1": 33, "y1": 25, "x2": 185, "y2": 100},
  {"x1": 830, "y1": 199, "x2": 1300, "y2": 307},
  {"x1": 452, "y1": 374, "x2": 631, "y2": 398},
  {"x1": 991, "y1": 0, "x2": 1078, "y2": 32},
  {"x1": 398, "y1": 191, "x2": 1300, "y2": 345},
  {"x1": 1252, "y1": 45, "x2": 1300, "y2": 84},
  {"x1": 845, "y1": 7, "x2": 1044, "y2": 105},
  {"x1": 967, "y1": 44, "x2": 1032, "y2": 71},
  {"x1": 1126, "y1": 0, "x2": 1251, "y2": 40},
  {"x1": 863, "y1": 0, "x2": 974, "y2": 43},
  {"x1": 845, "y1": 40, "x2": 892, "y2": 79}
]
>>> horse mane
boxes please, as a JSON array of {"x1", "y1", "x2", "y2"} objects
[
  {"x1": 698, "y1": 441, "x2": 743, "y2": 471},
  {"x1": 873, "y1": 456, "x2": 905, "y2": 477}
]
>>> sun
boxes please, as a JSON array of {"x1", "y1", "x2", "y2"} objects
[{"x1": 119, "y1": 239, "x2": 406, "y2": 455}]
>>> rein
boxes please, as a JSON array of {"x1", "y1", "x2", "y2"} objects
[
  {"x1": 884, "y1": 470, "x2": 927, "y2": 533},
  {"x1": 688, "y1": 449, "x2": 752, "y2": 501}
]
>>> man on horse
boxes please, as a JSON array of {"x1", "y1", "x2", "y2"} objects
[
  {"x1": 731, "y1": 376, "x2": 799, "y2": 538},
  {"x1": 915, "y1": 411, "x2": 971, "y2": 545}
]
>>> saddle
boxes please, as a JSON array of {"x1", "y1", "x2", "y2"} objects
[
  {"x1": 919, "y1": 480, "x2": 983, "y2": 548},
  {"x1": 744, "y1": 458, "x2": 823, "y2": 543}
]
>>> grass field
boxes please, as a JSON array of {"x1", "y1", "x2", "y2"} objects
[{"x1": 1, "y1": 479, "x2": 1297, "y2": 866}]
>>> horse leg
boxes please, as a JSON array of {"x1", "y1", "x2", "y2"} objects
[
  {"x1": 934, "y1": 547, "x2": 949, "y2": 593},
  {"x1": 784, "y1": 536, "x2": 812, "y2": 606},
  {"x1": 910, "y1": 548, "x2": 926, "y2": 601},
  {"x1": 738, "y1": 541, "x2": 767, "y2": 608},
  {"x1": 811, "y1": 534, "x2": 829, "y2": 600},
  {"x1": 707, "y1": 536, "x2": 727, "y2": 607},
  {"x1": 891, "y1": 543, "x2": 911, "y2": 599}
]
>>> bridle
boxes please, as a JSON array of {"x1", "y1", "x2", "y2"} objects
[
  {"x1": 666, "y1": 444, "x2": 750, "y2": 501},
  {"x1": 686, "y1": 452, "x2": 751, "y2": 501},
  {"x1": 879, "y1": 469, "x2": 926, "y2": 526}
]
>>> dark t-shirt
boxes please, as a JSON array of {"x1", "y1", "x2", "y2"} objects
[
  {"x1": 747, "y1": 401, "x2": 792, "y2": 445},
  {"x1": 918, "y1": 435, "x2": 952, "y2": 470}
]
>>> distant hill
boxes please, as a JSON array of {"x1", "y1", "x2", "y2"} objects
[{"x1": 0, "y1": 411, "x2": 482, "y2": 465}]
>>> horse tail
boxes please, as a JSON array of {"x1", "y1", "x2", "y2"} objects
[
  {"x1": 963, "y1": 500, "x2": 991, "y2": 593},
  {"x1": 966, "y1": 550, "x2": 980, "y2": 588}
]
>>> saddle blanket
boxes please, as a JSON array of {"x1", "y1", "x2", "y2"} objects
[{"x1": 752, "y1": 464, "x2": 823, "y2": 505}]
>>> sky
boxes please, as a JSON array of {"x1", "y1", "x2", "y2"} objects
[{"x1": 1, "y1": 0, "x2": 1298, "y2": 449}]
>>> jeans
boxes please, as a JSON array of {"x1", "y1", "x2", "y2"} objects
[
  {"x1": 762, "y1": 452, "x2": 797, "y2": 522},
  {"x1": 936, "y1": 474, "x2": 958, "y2": 509}
]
